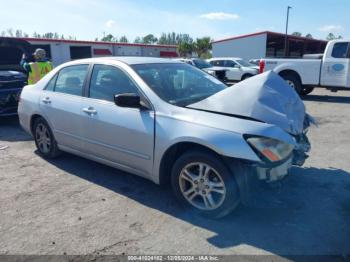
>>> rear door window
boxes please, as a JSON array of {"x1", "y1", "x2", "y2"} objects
[{"x1": 54, "y1": 65, "x2": 89, "y2": 96}]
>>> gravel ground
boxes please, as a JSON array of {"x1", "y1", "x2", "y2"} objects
[{"x1": 0, "y1": 88, "x2": 349, "y2": 258}]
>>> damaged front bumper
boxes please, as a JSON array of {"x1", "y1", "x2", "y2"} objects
[{"x1": 254, "y1": 114, "x2": 313, "y2": 183}]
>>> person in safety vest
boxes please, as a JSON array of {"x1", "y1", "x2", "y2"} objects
[{"x1": 20, "y1": 48, "x2": 53, "y2": 85}]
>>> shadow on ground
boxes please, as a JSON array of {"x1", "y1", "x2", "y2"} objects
[
  {"x1": 44, "y1": 152, "x2": 350, "y2": 256},
  {"x1": 303, "y1": 94, "x2": 350, "y2": 104},
  {"x1": 2, "y1": 118, "x2": 350, "y2": 256},
  {"x1": 0, "y1": 116, "x2": 32, "y2": 142}
]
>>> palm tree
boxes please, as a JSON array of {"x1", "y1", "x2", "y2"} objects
[{"x1": 194, "y1": 37, "x2": 212, "y2": 58}]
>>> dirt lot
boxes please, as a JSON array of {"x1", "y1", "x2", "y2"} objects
[{"x1": 0, "y1": 88, "x2": 349, "y2": 257}]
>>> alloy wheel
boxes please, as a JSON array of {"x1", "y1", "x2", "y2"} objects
[
  {"x1": 35, "y1": 123, "x2": 51, "y2": 154},
  {"x1": 179, "y1": 162, "x2": 226, "y2": 210}
]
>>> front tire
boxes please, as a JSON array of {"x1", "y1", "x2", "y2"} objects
[
  {"x1": 33, "y1": 118, "x2": 61, "y2": 158},
  {"x1": 171, "y1": 150, "x2": 240, "y2": 218}
]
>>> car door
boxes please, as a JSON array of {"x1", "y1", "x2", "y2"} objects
[
  {"x1": 80, "y1": 64, "x2": 155, "y2": 176},
  {"x1": 321, "y1": 41, "x2": 350, "y2": 87},
  {"x1": 224, "y1": 60, "x2": 242, "y2": 81},
  {"x1": 39, "y1": 64, "x2": 89, "y2": 152}
]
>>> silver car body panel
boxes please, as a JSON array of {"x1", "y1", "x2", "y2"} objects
[{"x1": 18, "y1": 57, "x2": 307, "y2": 184}]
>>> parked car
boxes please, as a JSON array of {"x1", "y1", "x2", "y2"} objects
[
  {"x1": 18, "y1": 57, "x2": 312, "y2": 218},
  {"x1": 259, "y1": 39, "x2": 350, "y2": 95},
  {"x1": 207, "y1": 57, "x2": 259, "y2": 82},
  {"x1": 249, "y1": 59, "x2": 261, "y2": 66},
  {"x1": 0, "y1": 38, "x2": 31, "y2": 116},
  {"x1": 174, "y1": 58, "x2": 228, "y2": 82}
]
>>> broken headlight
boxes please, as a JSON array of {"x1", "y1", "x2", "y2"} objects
[{"x1": 246, "y1": 136, "x2": 294, "y2": 162}]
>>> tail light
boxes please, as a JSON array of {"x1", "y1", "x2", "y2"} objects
[{"x1": 259, "y1": 59, "x2": 265, "y2": 74}]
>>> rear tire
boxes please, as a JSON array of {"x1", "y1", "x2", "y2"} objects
[
  {"x1": 171, "y1": 150, "x2": 240, "y2": 218},
  {"x1": 33, "y1": 118, "x2": 61, "y2": 159},
  {"x1": 282, "y1": 73, "x2": 303, "y2": 95},
  {"x1": 299, "y1": 86, "x2": 314, "y2": 96}
]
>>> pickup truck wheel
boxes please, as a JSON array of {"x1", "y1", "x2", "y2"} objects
[
  {"x1": 299, "y1": 86, "x2": 314, "y2": 96},
  {"x1": 282, "y1": 74, "x2": 302, "y2": 94},
  {"x1": 171, "y1": 150, "x2": 240, "y2": 218}
]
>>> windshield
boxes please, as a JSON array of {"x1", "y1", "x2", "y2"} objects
[
  {"x1": 132, "y1": 63, "x2": 227, "y2": 107},
  {"x1": 192, "y1": 59, "x2": 212, "y2": 69},
  {"x1": 236, "y1": 59, "x2": 256, "y2": 67}
]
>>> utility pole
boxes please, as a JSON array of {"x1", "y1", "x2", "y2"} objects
[{"x1": 284, "y1": 6, "x2": 292, "y2": 57}]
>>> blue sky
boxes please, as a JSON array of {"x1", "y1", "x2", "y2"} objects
[{"x1": 0, "y1": 0, "x2": 348, "y2": 41}]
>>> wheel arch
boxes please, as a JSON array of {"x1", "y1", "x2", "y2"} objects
[
  {"x1": 277, "y1": 69, "x2": 302, "y2": 84},
  {"x1": 158, "y1": 142, "x2": 227, "y2": 186},
  {"x1": 30, "y1": 114, "x2": 48, "y2": 135}
]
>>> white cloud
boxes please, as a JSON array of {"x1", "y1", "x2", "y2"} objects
[
  {"x1": 105, "y1": 20, "x2": 116, "y2": 28},
  {"x1": 199, "y1": 12, "x2": 240, "y2": 20},
  {"x1": 319, "y1": 25, "x2": 343, "y2": 32}
]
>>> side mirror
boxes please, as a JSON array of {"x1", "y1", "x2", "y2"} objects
[{"x1": 114, "y1": 93, "x2": 150, "y2": 110}]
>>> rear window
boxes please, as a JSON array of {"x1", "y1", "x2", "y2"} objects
[{"x1": 331, "y1": 42, "x2": 349, "y2": 58}]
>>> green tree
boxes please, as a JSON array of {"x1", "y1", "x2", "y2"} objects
[
  {"x1": 326, "y1": 33, "x2": 342, "y2": 40},
  {"x1": 292, "y1": 32, "x2": 302, "y2": 37},
  {"x1": 305, "y1": 33, "x2": 313, "y2": 38},
  {"x1": 177, "y1": 42, "x2": 194, "y2": 57},
  {"x1": 15, "y1": 30, "x2": 23, "y2": 37},
  {"x1": 194, "y1": 37, "x2": 212, "y2": 58},
  {"x1": 142, "y1": 34, "x2": 158, "y2": 44},
  {"x1": 101, "y1": 34, "x2": 115, "y2": 42},
  {"x1": 43, "y1": 32, "x2": 54, "y2": 39},
  {"x1": 119, "y1": 36, "x2": 128, "y2": 43},
  {"x1": 134, "y1": 36, "x2": 142, "y2": 43},
  {"x1": 326, "y1": 33, "x2": 336, "y2": 40}
]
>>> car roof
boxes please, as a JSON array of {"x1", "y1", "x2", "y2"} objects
[{"x1": 63, "y1": 56, "x2": 180, "y2": 66}]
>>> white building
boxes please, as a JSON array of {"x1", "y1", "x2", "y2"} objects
[
  {"x1": 18, "y1": 37, "x2": 178, "y2": 66},
  {"x1": 212, "y1": 31, "x2": 327, "y2": 60}
]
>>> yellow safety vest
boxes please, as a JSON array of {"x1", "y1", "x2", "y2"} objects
[{"x1": 28, "y1": 62, "x2": 53, "y2": 85}]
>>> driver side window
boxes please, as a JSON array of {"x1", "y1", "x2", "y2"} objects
[{"x1": 89, "y1": 64, "x2": 139, "y2": 102}]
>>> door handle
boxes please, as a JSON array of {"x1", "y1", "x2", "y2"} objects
[
  {"x1": 82, "y1": 107, "x2": 97, "y2": 115},
  {"x1": 41, "y1": 97, "x2": 51, "y2": 104}
]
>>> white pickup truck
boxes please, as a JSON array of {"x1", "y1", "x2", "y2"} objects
[{"x1": 260, "y1": 39, "x2": 350, "y2": 95}]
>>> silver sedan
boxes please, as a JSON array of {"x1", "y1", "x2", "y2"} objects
[{"x1": 18, "y1": 57, "x2": 312, "y2": 218}]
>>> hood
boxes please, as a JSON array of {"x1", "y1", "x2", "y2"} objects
[
  {"x1": 0, "y1": 37, "x2": 32, "y2": 72},
  {"x1": 188, "y1": 71, "x2": 306, "y2": 135}
]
